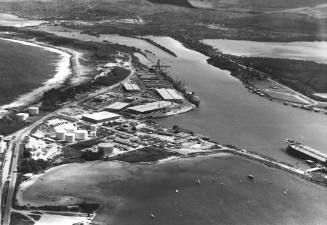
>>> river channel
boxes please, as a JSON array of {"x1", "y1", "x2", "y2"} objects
[{"x1": 13, "y1": 26, "x2": 327, "y2": 166}]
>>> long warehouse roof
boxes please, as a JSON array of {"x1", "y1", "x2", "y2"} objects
[
  {"x1": 123, "y1": 83, "x2": 140, "y2": 91},
  {"x1": 156, "y1": 88, "x2": 184, "y2": 100},
  {"x1": 82, "y1": 111, "x2": 120, "y2": 121},
  {"x1": 105, "y1": 102, "x2": 130, "y2": 110},
  {"x1": 128, "y1": 101, "x2": 172, "y2": 113}
]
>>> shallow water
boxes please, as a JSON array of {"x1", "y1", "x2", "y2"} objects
[
  {"x1": 38, "y1": 30, "x2": 327, "y2": 166},
  {"x1": 202, "y1": 39, "x2": 327, "y2": 64},
  {"x1": 20, "y1": 155, "x2": 327, "y2": 225},
  {"x1": 0, "y1": 13, "x2": 44, "y2": 27}
]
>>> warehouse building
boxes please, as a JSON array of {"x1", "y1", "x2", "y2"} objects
[
  {"x1": 123, "y1": 83, "x2": 140, "y2": 92},
  {"x1": 128, "y1": 101, "x2": 172, "y2": 114},
  {"x1": 104, "y1": 102, "x2": 130, "y2": 112},
  {"x1": 156, "y1": 88, "x2": 184, "y2": 103},
  {"x1": 82, "y1": 111, "x2": 121, "y2": 124}
]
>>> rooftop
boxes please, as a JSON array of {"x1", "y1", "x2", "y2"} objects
[
  {"x1": 156, "y1": 88, "x2": 184, "y2": 100},
  {"x1": 128, "y1": 101, "x2": 172, "y2": 113},
  {"x1": 105, "y1": 102, "x2": 130, "y2": 111},
  {"x1": 123, "y1": 83, "x2": 140, "y2": 91},
  {"x1": 82, "y1": 111, "x2": 120, "y2": 122}
]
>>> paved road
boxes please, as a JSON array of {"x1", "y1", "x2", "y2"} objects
[
  {"x1": 1, "y1": 114, "x2": 55, "y2": 225},
  {"x1": 0, "y1": 50, "x2": 133, "y2": 225},
  {"x1": 0, "y1": 54, "x2": 134, "y2": 225}
]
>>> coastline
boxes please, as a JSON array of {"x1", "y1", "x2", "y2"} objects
[{"x1": 0, "y1": 37, "x2": 82, "y2": 110}]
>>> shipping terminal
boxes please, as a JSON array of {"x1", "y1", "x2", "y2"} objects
[{"x1": 285, "y1": 139, "x2": 327, "y2": 165}]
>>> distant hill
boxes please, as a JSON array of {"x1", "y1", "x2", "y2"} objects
[
  {"x1": 188, "y1": 0, "x2": 213, "y2": 9},
  {"x1": 215, "y1": 0, "x2": 327, "y2": 9},
  {"x1": 147, "y1": 0, "x2": 193, "y2": 8}
]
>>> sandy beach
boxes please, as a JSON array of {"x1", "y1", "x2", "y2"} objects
[{"x1": 0, "y1": 37, "x2": 89, "y2": 110}]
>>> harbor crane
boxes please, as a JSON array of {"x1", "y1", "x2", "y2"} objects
[{"x1": 151, "y1": 60, "x2": 171, "y2": 73}]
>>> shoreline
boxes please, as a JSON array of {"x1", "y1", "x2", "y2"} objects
[
  {"x1": 0, "y1": 37, "x2": 84, "y2": 111},
  {"x1": 14, "y1": 147, "x2": 327, "y2": 210}
]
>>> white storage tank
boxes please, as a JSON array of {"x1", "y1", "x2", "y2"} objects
[
  {"x1": 98, "y1": 143, "x2": 114, "y2": 157},
  {"x1": 65, "y1": 133, "x2": 75, "y2": 143},
  {"x1": 28, "y1": 106, "x2": 39, "y2": 115},
  {"x1": 25, "y1": 143, "x2": 33, "y2": 151},
  {"x1": 56, "y1": 130, "x2": 66, "y2": 140},
  {"x1": 90, "y1": 131, "x2": 97, "y2": 138},
  {"x1": 75, "y1": 130, "x2": 88, "y2": 140},
  {"x1": 16, "y1": 113, "x2": 29, "y2": 121}
]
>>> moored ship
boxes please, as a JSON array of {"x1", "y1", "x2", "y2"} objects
[{"x1": 285, "y1": 139, "x2": 327, "y2": 165}]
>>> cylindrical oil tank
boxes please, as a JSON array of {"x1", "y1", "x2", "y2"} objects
[
  {"x1": 75, "y1": 130, "x2": 88, "y2": 140},
  {"x1": 56, "y1": 130, "x2": 66, "y2": 140},
  {"x1": 25, "y1": 143, "x2": 33, "y2": 151},
  {"x1": 65, "y1": 133, "x2": 75, "y2": 143},
  {"x1": 90, "y1": 131, "x2": 97, "y2": 138},
  {"x1": 28, "y1": 106, "x2": 39, "y2": 115},
  {"x1": 98, "y1": 143, "x2": 114, "y2": 157}
]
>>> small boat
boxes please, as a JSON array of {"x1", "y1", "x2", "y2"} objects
[
  {"x1": 248, "y1": 174, "x2": 254, "y2": 180},
  {"x1": 313, "y1": 108, "x2": 320, "y2": 112}
]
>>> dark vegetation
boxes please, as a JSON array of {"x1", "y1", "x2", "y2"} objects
[
  {"x1": 18, "y1": 158, "x2": 50, "y2": 174},
  {"x1": 94, "y1": 67, "x2": 131, "y2": 85},
  {"x1": 109, "y1": 146, "x2": 181, "y2": 163},
  {"x1": 0, "y1": 112, "x2": 28, "y2": 136},
  {"x1": 62, "y1": 138, "x2": 104, "y2": 161},
  {"x1": 81, "y1": 148, "x2": 104, "y2": 161},
  {"x1": 10, "y1": 212, "x2": 34, "y2": 225},
  {"x1": 238, "y1": 57, "x2": 327, "y2": 98},
  {"x1": 13, "y1": 200, "x2": 99, "y2": 214},
  {"x1": 147, "y1": 0, "x2": 193, "y2": 8},
  {"x1": 40, "y1": 66, "x2": 130, "y2": 111},
  {"x1": 1, "y1": 0, "x2": 327, "y2": 41}
]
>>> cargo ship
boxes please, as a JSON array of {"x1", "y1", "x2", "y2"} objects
[{"x1": 285, "y1": 139, "x2": 327, "y2": 165}]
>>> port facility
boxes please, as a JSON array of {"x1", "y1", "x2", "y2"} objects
[
  {"x1": 82, "y1": 111, "x2": 121, "y2": 123},
  {"x1": 156, "y1": 88, "x2": 184, "y2": 102},
  {"x1": 128, "y1": 101, "x2": 172, "y2": 114},
  {"x1": 123, "y1": 83, "x2": 140, "y2": 92},
  {"x1": 286, "y1": 139, "x2": 327, "y2": 164},
  {"x1": 104, "y1": 102, "x2": 130, "y2": 112}
]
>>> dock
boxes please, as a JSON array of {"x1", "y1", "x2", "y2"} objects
[{"x1": 286, "y1": 139, "x2": 327, "y2": 164}]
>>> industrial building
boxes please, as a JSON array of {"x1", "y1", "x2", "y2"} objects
[
  {"x1": 16, "y1": 113, "x2": 29, "y2": 121},
  {"x1": 123, "y1": 83, "x2": 140, "y2": 92},
  {"x1": 156, "y1": 88, "x2": 184, "y2": 103},
  {"x1": 56, "y1": 130, "x2": 66, "y2": 140},
  {"x1": 104, "y1": 102, "x2": 130, "y2": 112},
  {"x1": 65, "y1": 133, "x2": 75, "y2": 143},
  {"x1": 82, "y1": 111, "x2": 121, "y2": 123},
  {"x1": 75, "y1": 130, "x2": 88, "y2": 140},
  {"x1": 28, "y1": 106, "x2": 39, "y2": 115},
  {"x1": 128, "y1": 101, "x2": 172, "y2": 114}
]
